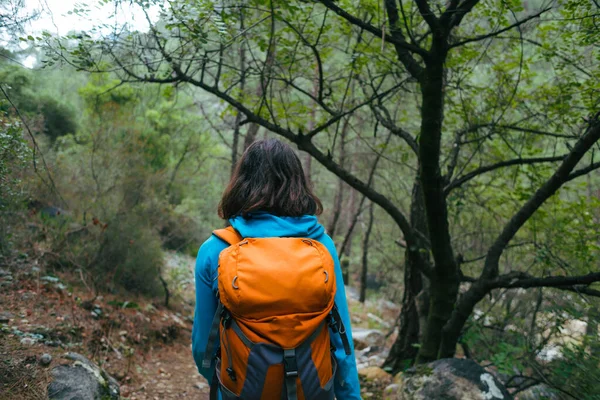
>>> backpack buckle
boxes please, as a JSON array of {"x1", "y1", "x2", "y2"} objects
[
  {"x1": 283, "y1": 351, "x2": 298, "y2": 378},
  {"x1": 221, "y1": 309, "x2": 232, "y2": 328},
  {"x1": 327, "y1": 315, "x2": 339, "y2": 333},
  {"x1": 226, "y1": 367, "x2": 237, "y2": 381}
]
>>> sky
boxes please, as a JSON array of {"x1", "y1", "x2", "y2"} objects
[
  {"x1": 23, "y1": 0, "x2": 159, "y2": 35},
  {"x1": 19, "y1": 0, "x2": 160, "y2": 67}
]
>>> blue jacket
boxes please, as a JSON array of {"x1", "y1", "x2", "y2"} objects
[{"x1": 192, "y1": 212, "x2": 361, "y2": 399}]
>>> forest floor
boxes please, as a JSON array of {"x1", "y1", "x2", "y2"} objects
[
  {"x1": 0, "y1": 254, "x2": 210, "y2": 399},
  {"x1": 0, "y1": 252, "x2": 392, "y2": 399}
]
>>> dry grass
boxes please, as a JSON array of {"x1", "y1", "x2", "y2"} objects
[{"x1": 0, "y1": 335, "x2": 50, "y2": 400}]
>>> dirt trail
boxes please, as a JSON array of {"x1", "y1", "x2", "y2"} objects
[
  {"x1": 0, "y1": 258, "x2": 210, "y2": 399},
  {"x1": 121, "y1": 341, "x2": 209, "y2": 399}
]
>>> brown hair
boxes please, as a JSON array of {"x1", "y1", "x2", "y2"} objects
[{"x1": 218, "y1": 139, "x2": 323, "y2": 219}]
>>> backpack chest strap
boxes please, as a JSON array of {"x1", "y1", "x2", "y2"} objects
[{"x1": 283, "y1": 348, "x2": 298, "y2": 400}]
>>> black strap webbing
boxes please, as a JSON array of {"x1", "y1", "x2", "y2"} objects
[
  {"x1": 209, "y1": 370, "x2": 219, "y2": 400},
  {"x1": 332, "y1": 305, "x2": 352, "y2": 356},
  {"x1": 202, "y1": 302, "x2": 223, "y2": 369},
  {"x1": 283, "y1": 348, "x2": 298, "y2": 400}
]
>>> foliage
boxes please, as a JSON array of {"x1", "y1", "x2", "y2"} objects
[
  {"x1": 0, "y1": 60, "x2": 225, "y2": 297},
  {"x1": 33, "y1": 96, "x2": 78, "y2": 141},
  {"x1": 0, "y1": 111, "x2": 29, "y2": 205},
  {"x1": 0, "y1": 109, "x2": 30, "y2": 254},
  {"x1": 93, "y1": 211, "x2": 165, "y2": 296},
  {"x1": 0, "y1": 65, "x2": 78, "y2": 141}
]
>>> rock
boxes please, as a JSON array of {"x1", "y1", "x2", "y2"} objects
[
  {"x1": 358, "y1": 366, "x2": 392, "y2": 382},
  {"x1": 0, "y1": 268, "x2": 10, "y2": 277},
  {"x1": 353, "y1": 328, "x2": 385, "y2": 350},
  {"x1": 0, "y1": 311, "x2": 13, "y2": 323},
  {"x1": 346, "y1": 285, "x2": 360, "y2": 301},
  {"x1": 47, "y1": 352, "x2": 120, "y2": 400},
  {"x1": 392, "y1": 358, "x2": 512, "y2": 400},
  {"x1": 40, "y1": 353, "x2": 53, "y2": 366},
  {"x1": 517, "y1": 383, "x2": 559, "y2": 399},
  {"x1": 20, "y1": 337, "x2": 36, "y2": 346},
  {"x1": 368, "y1": 312, "x2": 392, "y2": 328},
  {"x1": 384, "y1": 383, "x2": 401, "y2": 399},
  {"x1": 357, "y1": 345, "x2": 388, "y2": 358}
]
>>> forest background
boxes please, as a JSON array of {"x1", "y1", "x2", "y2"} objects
[{"x1": 1, "y1": 0, "x2": 599, "y2": 398}]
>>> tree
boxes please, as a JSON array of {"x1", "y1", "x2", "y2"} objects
[{"x1": 52, "y1": 0, "x2": 600, "y2": 371}]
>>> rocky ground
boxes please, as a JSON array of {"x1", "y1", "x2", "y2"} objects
[{"x1": 0, "y1": 255, "x2": 210, "y2": 399}]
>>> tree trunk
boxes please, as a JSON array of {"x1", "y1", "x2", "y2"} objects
[
  {"x1": 360, "y1": 201, "x2": 375, "y2": 303},
  {"x1": 304, "y1": 153, "x2": 312, "y2": 183},
  {"x1": 342, "y1": 186, "x2": 357, "y2": 284},
  {"x1": 303, "y1": 64, "x2": 320, "y2": 184},
  {"x1": 339, "y1": 192, "x2": 366, "y2": 285},
  {"x1": 339, "y1": 136, "x2": 358, "y2": 285},
  {"x1": 416, "y1": 43, "x2": 459, "y2": 363},
  {"x1": 327, "y1": 118, "x2": 351, "y2": 237},
  {"x1": 230, "y1": 8, "x2": 247, "y2": 174},
  {"x1": 244, "y1": 123, "x2": 260, "y2": 150},
  {"x1": 231, "y1": 112, "x2": 242, "y2": 174},
  {"x1": 587, "y1": 304, "x2": 600, "y2": 358},
  {"x1": 384, "y1": 180, "x2": 429, "y2": 372}
]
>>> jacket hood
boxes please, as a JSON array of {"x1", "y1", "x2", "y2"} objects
[{"x1": 229, "y1": 212, "x2": 325, "y2": 239}]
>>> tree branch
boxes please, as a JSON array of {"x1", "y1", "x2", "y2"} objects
[
  {"x1": 448, "y1": 0, "x2": 481, "y2": 29},
  {"x1": 445, "y1": 155, "x2": 567, "y2": 195},
  {"x1": 441, "y1": 117, "x2": 600, "y2": 355},
  {"x1": 372, "y1": 104, "x2": 419, "y2": 154},
  {"x1": 316, "y1": 0, "x2": 426, "y2": 56},
  {"x1": 414, "y1": 0, "x2": 439, "y2": 31},
  {"x1": 450, "y1": 8, "x2": 552, "y2": 48},
  {"x1": 492, "y1": 271, "x2": 600, "y2": 291},
  {"x1": 316, "y1": 0, "x2": 426, "y2": 80},
  {"x1": 384, "y1": 0, "x2": 427, "y2": 81},
  {"x1": 154, "y1": 63, "x2": 419, "y2": 251},
  {"x1": 566, "y1": 161, "x2": 600, "y2": 182},
  {"x1": 483, "y1": 117, "x2": 600, "y2": 279}
]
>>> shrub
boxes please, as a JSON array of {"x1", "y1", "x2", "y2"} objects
[
  {"x1": 93, "y1": 212, "x2": 164, "y2": 296},
  {"x1": 37, "y1": 96, "x2": 78, "y2": 141},
  {"x1": 0, "y1": 112, "x2": 31, "y2": 255},
  {"x1": 158, "y1": 207, "x2": 203, "y2": 255}
]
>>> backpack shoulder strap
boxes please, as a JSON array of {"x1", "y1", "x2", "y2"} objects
[{"x1": 213, "y1": 226, "x2": 243, "y2": 245}]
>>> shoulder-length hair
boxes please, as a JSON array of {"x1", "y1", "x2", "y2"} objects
[{"x1": 218, "y1": 139, "x2": 323, "y2": 219}]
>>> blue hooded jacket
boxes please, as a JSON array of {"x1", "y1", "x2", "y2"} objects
[{"x1": 192, "y1": 212, "x2": 361, "y2": 399}]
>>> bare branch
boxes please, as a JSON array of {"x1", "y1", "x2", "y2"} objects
[
  {"x1": 450, "y1": 8, "x2": 552, "y2": 48},
  {"x1": 372, "y1": 104, "x2": 419, "y2": 154},
  {"x1": 448, "y1": 0, "x2": 481, "y2": 29},
  {"x1": 445, "y1": 155, "x2": 567, "y2": 195},
  {"x1": 317, "y1": 0, "x2": 426, "y2": 81},
  {"x1": 414, "y1": 0, "x2": 439, "y2": 30},
  {"x1": 316, "y1": 0, "x2": 427, "y2": 55},
  {"x1": 384, "y1": 0, "x2": 426, "y2": 81},
  {"x1": 492, "y1": 271, "x2": 600, "y2": 291},
  {"x1": 566, "y1": 161, "x2": 600, "y2": 182}
]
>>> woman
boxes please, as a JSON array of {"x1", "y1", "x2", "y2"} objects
[{"x1": 192, "y1": 138, "x2": 361, "y2": 399}]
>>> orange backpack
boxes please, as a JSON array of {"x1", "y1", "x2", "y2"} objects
[{"x1": 202, "y1": 227, "x2": 351, "y2": 400}]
